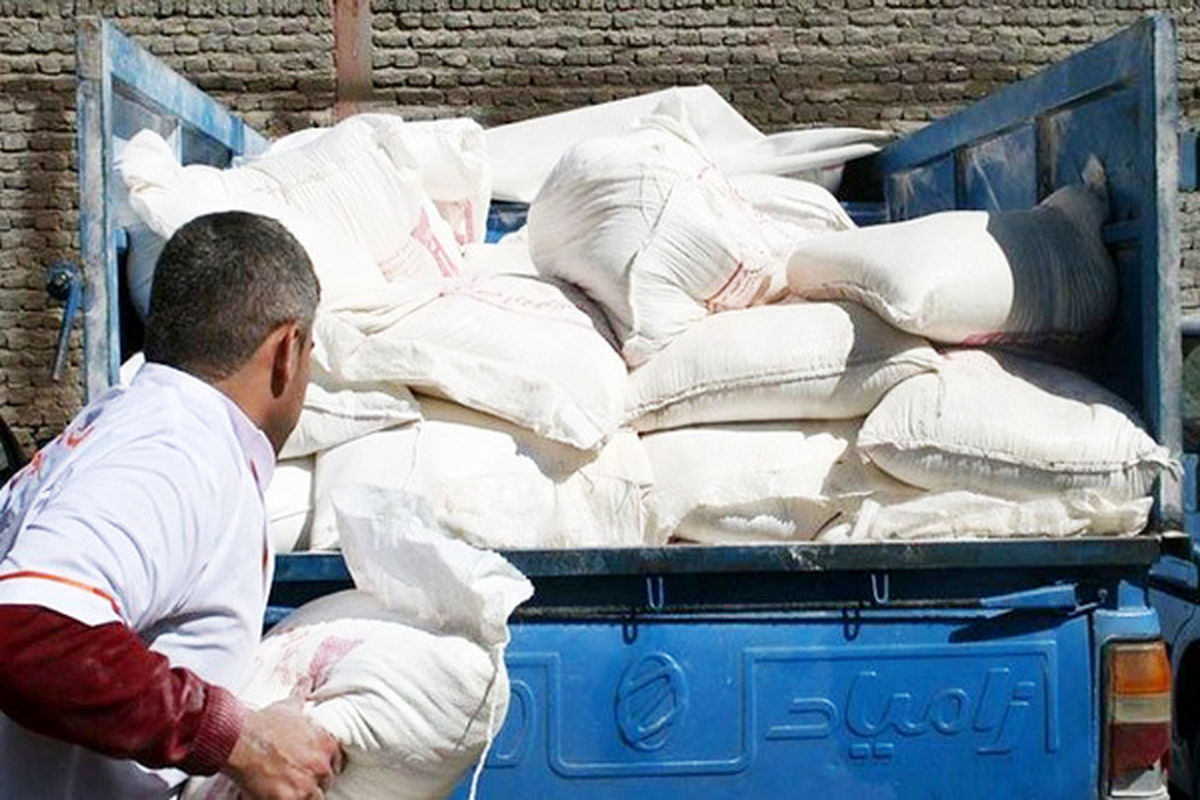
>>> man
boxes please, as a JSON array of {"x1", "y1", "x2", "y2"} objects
[{"x1": 0, "y1": 211, "x2": 342, "y2": 799}]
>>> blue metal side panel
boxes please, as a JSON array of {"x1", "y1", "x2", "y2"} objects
[
  {"x1": 1185, "y1": 453, "x2": 1199, "y2": 536},
  {"x1": 77, "y1": 18, "x2": 268, "y2": 400},
  {"x1": 870, "y1": 14, "x2": 1182, "y2": 528},
  {"x1": 102, "y1": 21, "x2": 267, "y2": 160},
  {"x1": 1181, "y1": 131, "x2": 1199, "y2": 191},
  {"x1": 886, "y1": 153, "x2": 956, "y2": 219},
  {"x1": 76, "y1": 18, "x2": 117, "y2": 400},
  {"x1": 448, "y1": 611, "x2": 1095, "y2": 799},
  {"x1": 961, "y1": 123, "x2": 1038, "y2": 212},
  {"x1": 485, "y1": 201, "x2": 530, "y2": 243}
]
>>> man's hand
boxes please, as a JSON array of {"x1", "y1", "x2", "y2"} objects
[{"x1": 221, "y1": 694, "x2": 343, "y2": 800}]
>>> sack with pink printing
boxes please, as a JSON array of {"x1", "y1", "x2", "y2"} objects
[
  {"x1": 181, "y1": 592, "x2": 508, "y2": 800},
  {"x1": 527, "y1": 101, "x2": 784, "y2": 367},
  {"x1": 363, "y1": 114, "x2": 492, "y2": 248},
  {"x1": 185, "y1": 490, "x2": 533, "y2": 800},
  {"x1": 120, "y1": 116, "x2": 465, "y2": 300},
  {"x1": 245, "y1": 113, "x2": 491, "y2": 249}
]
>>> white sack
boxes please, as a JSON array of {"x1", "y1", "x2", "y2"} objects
[
  {"x1": 113, "y1": 130, "x2": 173, "y2": 321},
  {"x1": 820, "y1": 489, "x2": 1153, "y2": 542},
  {"x1": 248, "y1": 114, "x2": 491, "y2": 248},
  {"x1": 728, "y1": 173, "x2": 857, "y2": 257},
  {"x1": 280, "y1": 373, "x2": 421, "y2": 460},
  {"x1": 316, "y1": 274, "x2": 627, "y2": 451},
  {"x1": 643, "y1": 420, "x2": 913, "y2": 545},
  {"x1": 332, "y1": 484, "x2": 534, "y2": 647},
  {"x1": 119, "y1": 127, "x2": 384, "y2": 308},
  {"x1": 364, "y1": 115, "x2": 492, "y2": 248},
  {"x1": 124, "y1": 222, "x2": 165, "y2": 321},
  {"x1": 787, "y1": 157, "x2": 1116, "y2": 345},
  {"x1": 461, "y1": 239, "x2": 538, "y2": 278},
  {"x1": 859, "y1": 349, "x2": 1175, "y2": 500},
  {"x1": 187, "y1": 495, "x2": 532, "y2": 800},
  {"x1": 310, "y1": 397, "x2": 652, "y2": 551},
  {"x1": 529, "y1": 111, "x2": 781, "y2": 366},
  {"x1": 255, "y1": 126, "x2": 328, "y2": 157},
  {"x1": 120, "y1": 118, "x2": 463, "y2": 301},
  {"x1": 266, "y1": 457, "x2": 314, "y2": 554},
  {"x1": 627, "y1": 301, "x2": 941, "y2": 432},
  {"x1": 182, "y1": 591, "x2": 509, "y2": 800},
  {"x1": 486, "y1": 85, "x2": 890, "y2": 202}
]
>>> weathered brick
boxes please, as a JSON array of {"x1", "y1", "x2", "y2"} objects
[{"x1": 0, "y1": 1, "x2": 1198, "y2": 444}]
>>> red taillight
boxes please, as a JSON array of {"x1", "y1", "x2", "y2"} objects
[
  {"x1": 1106, "y1": 641, "x2": 1171, "y2": 796},
  {"x1": 1109, "y1": 722, "x2": 1170, "y2": 778}
]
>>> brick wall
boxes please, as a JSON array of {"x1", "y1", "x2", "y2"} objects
[
  {"x1": 0, "y1": 0, "x2": 1197, "y2": 448},
  {"x1": 0, "y1": 0, "x2": 334, "y2": 452}
]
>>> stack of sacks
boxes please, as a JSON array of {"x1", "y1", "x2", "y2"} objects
[
  {"x1": 526, "y1": 103, "x2": 1172, "y2": 542},
  {"x1": 302, "y1": 263, "x2": 648, "y2": 550},
  {"x1": 775, "y1": 156, "x2": 1175, "y2": 540},
  {"x1": 185, "y1": 487, "x2": 533, "y2": 800},
  {"x1": 629, "y1": 301, "x2": 941, "y2": 544},
  {"x1": 120, "y1": 96, "x2": 1173, "y2": 546},
  {"x1": 119, "y1": 109, "x2": 661, "y2": 552},
  {"x1": 520, "y1": 101, "x2": 936, "y2": 544},
  {"x1": 827, "y1": 350, "x2": 1174, "y2": 541},
  {"x1": 305, "y1": 262, "x2": 643, "y2": 550},
  {"x1": 118, "y1": 114, "x2": 486, "y2": 460},
  {"x1": 310, "y1": 396, "x2": 651, "y2": 551}
]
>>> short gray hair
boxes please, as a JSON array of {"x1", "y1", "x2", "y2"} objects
[{"x1": 144, "y1": 211, "x2": 320, "y2": 381}]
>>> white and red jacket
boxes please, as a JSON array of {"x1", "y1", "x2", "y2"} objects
[{"x1": 0, "y1": 363, "x2": 275, "y2": 798}]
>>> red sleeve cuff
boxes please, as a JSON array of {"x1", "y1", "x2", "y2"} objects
[{"x1": 181, "y1": 685, "x2": 246, "y2": 775}]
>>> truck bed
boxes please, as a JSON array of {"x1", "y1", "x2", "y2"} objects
[{"x1": 75, "y1": 14, "x2": 1187, "y2": 799}]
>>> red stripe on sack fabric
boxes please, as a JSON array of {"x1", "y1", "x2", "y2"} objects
[
  {"x1": 704, "y1": 262, "x2": 746, "y2": 306},
  {"x1": 411, "y1": 207, "x2": 460, "y2": 278},
  {"x1": 462, "y1": 200, "x2": 475, "y2": 244},
  {"x1": 709, "y1": 262, "x2": 773, "y2": 312},
  {"x1": 0, "y1": 571, "x2": 122, "y2": 617}
]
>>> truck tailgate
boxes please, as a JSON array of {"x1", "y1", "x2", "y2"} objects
[{"x1": 466, "y1": 611, "x2": 1090, "y2": 799}]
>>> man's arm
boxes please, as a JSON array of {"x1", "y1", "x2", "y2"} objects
[
  {"x1": 0, "y1": 603, "x2": 239, "y2": 771},
  {"x1": 0, "y1": 604, "x2": 341, "y2": 797}
]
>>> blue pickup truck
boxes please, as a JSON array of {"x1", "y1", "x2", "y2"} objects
[{"x1": 68, "y1": 13, "x2": 1193, "y2": 800}]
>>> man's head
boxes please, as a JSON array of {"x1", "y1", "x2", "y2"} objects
[{"x1": 145, "y1": 211, "x2": 320, "y2": 452}]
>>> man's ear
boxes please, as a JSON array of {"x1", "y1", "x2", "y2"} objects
[{"x1": 269, "y1": 322, "x2": 302, "y2": 399}]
